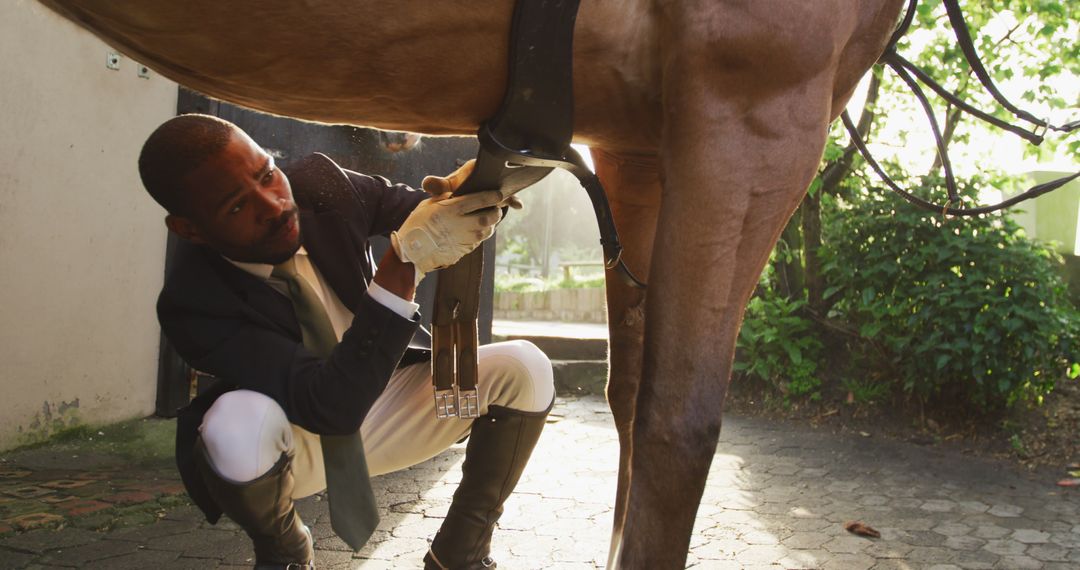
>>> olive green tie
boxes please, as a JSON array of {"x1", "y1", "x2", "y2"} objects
[{"x1": 272, "y1": 257, "x2": 379, "y2": 551}]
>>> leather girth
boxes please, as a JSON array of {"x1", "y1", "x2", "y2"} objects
[{"x1": 431, "y1": 0, "x2": 644, "y2": 418}]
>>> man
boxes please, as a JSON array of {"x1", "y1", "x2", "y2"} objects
[{"x1": 141, "y1": 114, "x2": 554, "y2": 569}]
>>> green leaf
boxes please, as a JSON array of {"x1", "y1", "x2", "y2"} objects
[
  {"x1": 784, "y1": 343, "x2": 803, "y2": 366},
  {"x1": 860, "y1": 322, "x2": 885, "y2": 339}
]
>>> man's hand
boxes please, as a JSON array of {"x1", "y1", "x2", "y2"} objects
[
  {"x1": 420, "y1": 159, "x2": 476, "y2": 196},
  {"x1": 390, "y1": 162, "x2": 503, "y2": 280},
  {"x1": 421, "y1": 159, "x2": 525, "y2": 210}
]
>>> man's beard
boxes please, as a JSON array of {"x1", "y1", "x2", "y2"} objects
[{"x1": 258, "y1": 208, "x2": 302, "y2": 264}]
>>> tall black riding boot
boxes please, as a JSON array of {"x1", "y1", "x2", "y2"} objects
[
  {"x1": 424, "y1": 403, "x2": 551, "y2": 570},
  {"x1": 193, "y1": 439, "x2": 314, "y2": 570}
]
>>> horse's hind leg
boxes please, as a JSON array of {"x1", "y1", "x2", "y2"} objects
[
  {"x1": 590, "y1": 149, "x2": 662, "y2": 567},
  {"x1": 614, "y1": 61, "x2": 838, "y2": 570}
]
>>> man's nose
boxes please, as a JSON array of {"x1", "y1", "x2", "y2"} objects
[{"x1": 256, "y1": 188, "x2": 287, "y2": 220}]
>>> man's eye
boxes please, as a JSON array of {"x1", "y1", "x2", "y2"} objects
[
  {"x1": 263, "y1": 169, "x2": 275, "y2": 184},
  {"x1": 228, "y1": 202, "x2": 244, "y2": 215}
]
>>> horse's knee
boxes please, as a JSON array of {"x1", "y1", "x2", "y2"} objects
[
  {"x1": 634, "y1": 400, "x2": 723, "y2": 459},
  {"x1": 606, "y1": 381, "x2": 637, "y2": 427}
]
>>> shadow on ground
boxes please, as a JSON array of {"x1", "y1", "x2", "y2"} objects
[{"x1": 1, "y1": 396, "x2": 1078, "y2": 569}]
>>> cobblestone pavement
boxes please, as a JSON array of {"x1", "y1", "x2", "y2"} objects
[
  {"x1": 0, "y1": 457, "x2": 185, "y2": 536},
  {"x1": 1, "y1": 395, "x2": 1077, "y2": 569}
]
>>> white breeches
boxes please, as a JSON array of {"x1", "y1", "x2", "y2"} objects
[{"x1": 198, "y1": 340, "x2": 554, "y2": 498}]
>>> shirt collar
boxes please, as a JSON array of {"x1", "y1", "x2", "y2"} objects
[{"x1": 224, "y1": 247, "x2": 308, "y2": 280}]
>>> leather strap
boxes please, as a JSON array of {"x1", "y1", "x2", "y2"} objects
[
  {"x1": 432, "y1": 0, "x2": 583, "y2": 419},
  {"x1": 432, "y1": 247, "x2": 484, "y2": 419},
  {"x1": 432, "y1": 0, "x2": 646, "y2": 417},
  {"x1": 847, "y1": 0, "x2": 1078, "y2": 216}
]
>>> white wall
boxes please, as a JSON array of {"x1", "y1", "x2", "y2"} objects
[{"x1": 0, "y1": 1, "x2": 177, "y2": 450}]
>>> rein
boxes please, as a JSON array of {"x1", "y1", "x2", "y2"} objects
[{"x1": 841, "y1": 0, "x2": 1079, "y2": 216}]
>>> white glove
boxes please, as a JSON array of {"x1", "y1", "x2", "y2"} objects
[{"x1": 390, "y1": 190, "x2": 503, "y2": 279}]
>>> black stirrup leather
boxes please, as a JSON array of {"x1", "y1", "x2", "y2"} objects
[{"x1": 431, "y1": 0, "x2": 643, "y2": 419}]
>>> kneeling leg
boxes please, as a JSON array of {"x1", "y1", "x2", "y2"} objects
[
  {"x1": 357, "y1": 340, "x2": 555, "y2": 569},
  {"x1": 198, "y1": 390, "x2": 313, "y2": 568}
]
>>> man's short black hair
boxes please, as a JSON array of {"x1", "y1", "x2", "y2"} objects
[{"x1": 138, "y1": 114, "x2": 237, "y2": 216}]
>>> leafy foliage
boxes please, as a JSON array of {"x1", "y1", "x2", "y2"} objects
[
  {"x1": 820, "y1": 176, "x2": 1080, "y2": 411},
  {"x1": 494, "y1": 274, "x2": 551, "y2": 293},
  {"x1": 897, "y1": 0, "x2": 1078, "y2": 159},
  {"x1": 841, "y1": 377, "x2": 891, "y2": 405},
  {"x1": 494, "y1": 271, "x2": 606, "y2": 293},
  {"x1": 734, "y1": 292, "x2": 824, "y2": 405},
  {"x1": 743, "y1": 0, "x2": 1080, "y2": 415}
]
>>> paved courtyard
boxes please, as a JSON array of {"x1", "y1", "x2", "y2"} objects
[{"x1": 1, "y1": 394, "x2": 1077, "y2": 569}]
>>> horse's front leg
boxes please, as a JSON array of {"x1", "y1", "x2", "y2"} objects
[
  {"x1": 614, "y1": 52, "x2": 838, "y2": 570},
  {"x1": 590, "y1": 149, "x2": 662, "y2": 567}
]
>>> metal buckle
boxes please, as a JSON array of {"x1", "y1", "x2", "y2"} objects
[
  {"x1": 1033, "y1": 121, "x2": 1049, "y2": 139},
  {"x1": 434, "y1": 388, "x2": 458, "y2": 419},
  {"x1": 457, "y1": 388, "x2": 480, "y2": 419}
]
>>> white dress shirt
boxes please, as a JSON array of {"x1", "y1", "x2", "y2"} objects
[{"x1": 225, "y1": 247, "x2": 419, "y2": 340}]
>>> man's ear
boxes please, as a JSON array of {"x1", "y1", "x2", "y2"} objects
[{"x1": 165, "y1": 214, "x2": 207, "y2": 244}]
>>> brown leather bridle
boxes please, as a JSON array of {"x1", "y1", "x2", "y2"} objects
[{"x1": 842, "y1": 0, "x2": 1078, "y2": 216}]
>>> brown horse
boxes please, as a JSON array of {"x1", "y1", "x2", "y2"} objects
[{"x1": 39, "y1": 1, "x2": 906, "y2": 567}]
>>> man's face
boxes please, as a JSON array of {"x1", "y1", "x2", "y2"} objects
[{"x1": 168, "y1": 131, "x2": 301, "y2": 264}]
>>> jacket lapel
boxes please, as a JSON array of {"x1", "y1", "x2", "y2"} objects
[
  {"x1": 201, "y1": 248, "x2": 300, "y2": 339},
  {"x1": 286, "y1": 152, "x2": 432, "y2": 358},
  {"x1": 300, "y1": 208, "x2": 370, "y2": 310},
  {"x1": 287, "y1": 153, "x2": 372, "y2": 310}
]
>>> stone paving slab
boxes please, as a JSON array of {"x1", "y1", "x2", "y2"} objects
[{"x1": 1, "y1": 395, "x2": 1077, "y2": 569}]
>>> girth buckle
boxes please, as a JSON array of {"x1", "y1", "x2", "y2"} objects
[
  {"x1": 456, "y1": 388, "x2": 480, "y2": 419},
  {"x1": 434, "y1": 388, "x2": 458, "y2": 419}
]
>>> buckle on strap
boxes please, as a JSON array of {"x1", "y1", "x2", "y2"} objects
[
  {"x1": 426, "y1": 542, "x2": 496, "y2": 569},
  {"x1": 434, "y1": 387, "x2": 479, "y2": 419},
  {"x1": 434, "y1": 388, "x2": 458, "y2": 419},
  {"x1": 457, "y1": 388, "x2": 480, "y2": 419}
]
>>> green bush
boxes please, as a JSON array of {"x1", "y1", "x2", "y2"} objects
[
  {"x1": 495, "y1": 272, "x2": 606, "y2": 292},
  {"x1": 734, "y1": 292, "x2": 824, "y2": 404},
  {"x1": 558, "y1": 273, "x2": 606, "y2": 289},
  {"x1": 494, "y1": 274, "x2": 550, "y2": 293},
  {"x1": 820, "y1": 176, "x2": 1080, "y2": 411}
]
